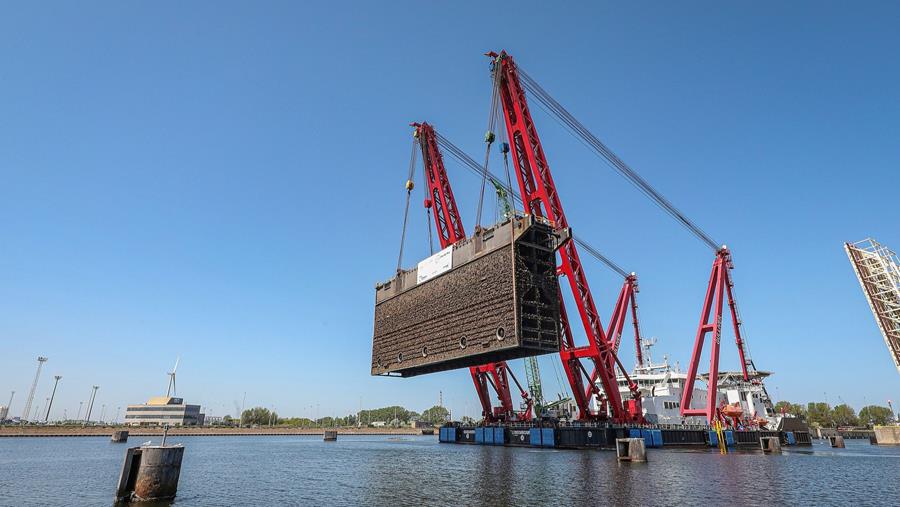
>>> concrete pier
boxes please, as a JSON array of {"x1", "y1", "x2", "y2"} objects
[
  {"x1": 616, "y1": 438, "x2": 647, "y2": 462},
  {"x1": 324, "y1": 430, "x2": 337, "y2": 441},
  {"x1": 873, "y1": 426, "x2": 900, "y2": 445},
  {"x1": 829, "y1": 435, "x2": 846, "y2": 448},
  {"x1": 111, "y1": 430, "x2": 129, "y2": 443},
  {"x1": 115, "y1": 445, "x2": 185, "y2": 502},
  {"x1": 760, "y1": 436, "x2": 781, "y2": 454}
]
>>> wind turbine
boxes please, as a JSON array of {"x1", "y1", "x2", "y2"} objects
[{"x1": 166, "y1": 357, "x2": 180, "y2": 398}]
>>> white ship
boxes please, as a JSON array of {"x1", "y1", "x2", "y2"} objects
[{"x1": 591, "y1": 339, "x2": 777, "y2": 427}]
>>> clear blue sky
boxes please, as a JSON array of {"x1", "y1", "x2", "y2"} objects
[{"x1": 2, "y1": 2, "x2": 898, "y2": 421}]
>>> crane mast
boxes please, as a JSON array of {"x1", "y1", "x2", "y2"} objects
[
  {"x1": 488, "y1": 51, "x2": 642, "y2": 423},
  {"x1": 605, "y1": 274, "x2": 644, "y2": 367},
  {"x1": 413, "y1": 122, "x2": 532, "y2": 422}
]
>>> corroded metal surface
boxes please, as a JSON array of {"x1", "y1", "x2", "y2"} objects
[
  {"x1": 116, "y1": 445, "x2": 184, "y2": 503},
  {"x1": 372, "y1": 217, "x2": 563, "y2": 376},
  {"x1": 133, "y1": 446, "x2": 184, "y2": 501}
]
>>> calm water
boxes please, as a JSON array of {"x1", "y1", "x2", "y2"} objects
[{"x1": 1, "y1": 435, "x2": 898, "y2": 506}]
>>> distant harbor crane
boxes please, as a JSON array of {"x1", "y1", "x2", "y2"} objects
[
  {"x1": 83, "y1": 385, "x2": 99, "y2": 426},
  {"x1": 44, "y1": 375, "x2": 62, "y2": 422},
  {"x1": 21, "y1": 356, "x2": 47, "y2": 422}
]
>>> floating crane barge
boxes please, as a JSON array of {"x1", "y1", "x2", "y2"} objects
[{"x1": 374, "y1": 50, "x2": 810, "y2": 452}]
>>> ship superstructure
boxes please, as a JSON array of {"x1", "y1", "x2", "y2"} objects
[{"x1": 593, "y1": 339, "x2": 777, "y2": 427}]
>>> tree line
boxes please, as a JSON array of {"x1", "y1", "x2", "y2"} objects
[
  {"x1": 231, "y1": 405, "x2": 450, "y2": 427},
  {"x1": 774, "y1": 401, "x2": 895, "y2": 428}
]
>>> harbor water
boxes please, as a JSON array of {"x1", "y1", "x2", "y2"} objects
[{"x1": 1, "y1": 435, "x2": 898, "y2": 506}]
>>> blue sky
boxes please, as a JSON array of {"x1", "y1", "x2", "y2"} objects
[{"x1": 1, "y1": 2, "x2": 898, "y2": 421}]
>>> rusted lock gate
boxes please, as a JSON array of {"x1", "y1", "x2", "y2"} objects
[{"x1": 372, "y1": 215, "x2": 569, "y2": 377}]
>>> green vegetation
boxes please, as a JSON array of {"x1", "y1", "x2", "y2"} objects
[
  {"x1": 859, "y1": 405, "x2": 895, "y2": 427},
  {"x1": 358, "y1": 406, "x2": 415, "y2": 426},
  {"x1": 241, "y1": 406, "x2": 279, "y2": 426},
  {"x1": 776, "y1": 400, "x2": 896, "y2": 428},
  {"x1": 831, "y1": 404, "x2": 858, "y2": 427},
  {"x1": 420, "y1": 405, "x2": 450, "y2": 425},
  {"x1": 773, "y1": 401, "x2": 806, "y2": 417},
  {"x1": 805, "y1": 402, "x2": 833, "y2": 428},
  {"x1": 233, "y1": 404, "x2": 455, "y2": 428}
]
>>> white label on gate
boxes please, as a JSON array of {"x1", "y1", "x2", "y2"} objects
[{"x1": 417, "y1": 246, "x2": 453, "y2": 284}]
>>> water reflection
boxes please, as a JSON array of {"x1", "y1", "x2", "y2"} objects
[{"x1": 1, "y1": 436, "x2": 898, "y2": 506}]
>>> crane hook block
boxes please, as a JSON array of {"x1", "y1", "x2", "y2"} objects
[
  {"x1": 484, "y1": 131, "x2": 495, "y2": 144},
  {"x1": 405, "y1": 180, "x2": 415, "y2": 191},
  {"x1": 500, "y1": 142, "x2": 510, "y2": 154},
  {"x1": 424, "y1": 198, "x2": 432, "y2": 209}
]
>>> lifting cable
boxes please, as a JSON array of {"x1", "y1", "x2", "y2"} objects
[
  {"x1": 517, "y1": 68, "x2": 720, "y2": 253},
  {"x1": 396, "y1": 137, "x2": 419, "y2": 272},
  {"x1": 518, "y1": 67, "x2": 762, "y2": 374},
  {"x1": 549, "y1": 357, "x2": 571, "y2": 400},
  {"x1": 474, "y1": 70, "x2": 502, "y2": 228},
  {"x1": 435, "y1": 132, "x2": 631, "y2": 279},
  {"x1": 421, "y1": 149, "x2": 435, "y2": 255}
]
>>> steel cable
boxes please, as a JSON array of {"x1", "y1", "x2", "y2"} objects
[
  {"x1": 435, "y1": 132, "x2": 630, "y2": 279},
  {"x1": 518, "y1": 69, "x2": 720, "y2": 252},
  {"x1": 474, "y1": 70, "x2": 502, "y2": 228},
  {"x1": 396, "y1": 138, "x2": 419, "y2": 272}
]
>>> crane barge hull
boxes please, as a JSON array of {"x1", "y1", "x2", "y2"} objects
[{"x1": 439, "y1": 422, "x2": 813, "y2": 450}]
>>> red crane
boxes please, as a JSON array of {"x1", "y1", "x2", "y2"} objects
[
  {"x1": 412, "y1": 121, "x2": 533, "y2": 423},
  {"x1": 480, "y1": 51, "x2": 760, "y2": 427},
  {"x1": 488, "y1": 51, "x2": 643, "y2": 423},
  {"x1": 680, "y1": 246, "x2": 751, "y2": 423}
]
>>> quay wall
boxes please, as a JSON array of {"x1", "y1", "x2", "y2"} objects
[{"x1": 0, "y1": 426, "x2": 428, "y2": 438}]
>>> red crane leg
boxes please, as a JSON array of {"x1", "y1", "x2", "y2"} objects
[{"x1": 724, "y1": 270, "x2": 750, "y2": 381}]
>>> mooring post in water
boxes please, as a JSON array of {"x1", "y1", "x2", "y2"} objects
[
  {"x1": 114, "y1": 425, "x2": 184, "y2": 503},
  {"x1": 111, "y1": 430, "x2": 129, "y2": 443},
  {"x1": 760, "y1": 436, "x2": 781, "y2": 454},
  {"x1": 829, "y1": 435, "x2": 846, "y2": 448},
  {"x1": 324, "y1": 429, "x2": 337, "y2": 441},
  {"x1": 615, "y1": 438, "x2": 647, "y2": 462}
]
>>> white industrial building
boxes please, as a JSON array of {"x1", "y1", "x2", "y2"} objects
[{"x1": 124, "y1": 396, "x2": 204, "y2": 427}]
